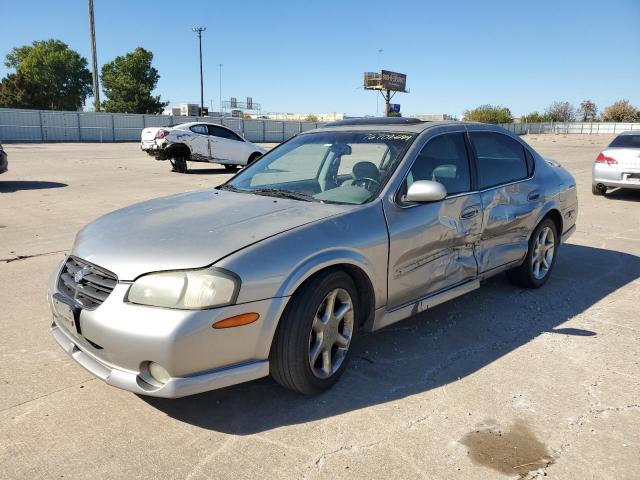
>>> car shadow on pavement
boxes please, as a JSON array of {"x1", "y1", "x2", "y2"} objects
[
  {"x1": 604, "y1": 188, "x2": 640, "y2": 202},
  {"x1": 0, "y1": 180, "x2": 67, "y2": 192},
  {"x1": 143, "y1": 244, "x2": 640, "y2": 434},
  {"x1": 186, "y1": 166, "x2": 237, "y2": 175}
]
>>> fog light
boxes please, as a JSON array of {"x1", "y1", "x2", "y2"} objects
[{"x1": 148, "y1": 362, "x2": 171, "y2": 384}]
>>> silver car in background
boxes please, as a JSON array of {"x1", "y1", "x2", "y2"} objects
[
  {"x1": 592, "y1": 131, "x2": 640, "y2": 195},
  {"x1": 47, "y1": 118, "x2": 578, "y2": 398}
]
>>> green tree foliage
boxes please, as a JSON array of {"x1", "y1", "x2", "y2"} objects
[
  {"x1": 101, "y1": 48, "x2": 168, "y2": 114},
  {"x1": 520, "y1": 111, "x2": 549, "y2": 123},
  {"x1": 577, "y1": 100, "x2": 597, "y2": 122},
  {"x1": 463, "y1": 105, "x2": 513, "y2": 124},
  {"x1": 0, "y1": 39, "x2": 92, "y2": 110},
  {"x1": 303, "y1": 114, "x2": 319, "y2": 122},
  {"x1": 544, "y1": 101, "x2": 576, "y2": 122},
  {"x1": 601, "y1": 99, "x2": 637, "y2": 122}
]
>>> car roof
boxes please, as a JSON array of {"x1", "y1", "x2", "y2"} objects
[
  {"x1": 310, "y1": 117, "x2": 482, "y2": 134},
  {"x1": 617, "y1": 130, "x2": 640, "y2": 136},
  {"x1": 176, "y1": 122, "x2": 232, "y2": 129}
]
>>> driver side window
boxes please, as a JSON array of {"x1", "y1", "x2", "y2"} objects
[{"x1": 406, "y1": 133, "x2": 471, "y2": 196}]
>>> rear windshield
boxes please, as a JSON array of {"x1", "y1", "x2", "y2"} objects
[{"x1": 609, "y1": 135, "x2": 640, "y2": 148}]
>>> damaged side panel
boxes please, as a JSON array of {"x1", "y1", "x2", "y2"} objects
[{"x1": 384, "y1": 193, "x2": 483, "y2": 310}]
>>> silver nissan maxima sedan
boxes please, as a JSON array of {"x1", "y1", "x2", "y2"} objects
[{"x1": 47, "y1": 118, "x2": 578, "y2": 397}]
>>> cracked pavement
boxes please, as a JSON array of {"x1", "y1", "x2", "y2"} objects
[{"x1": 0, "y1": 137, "x2": 639, "y2": 479}]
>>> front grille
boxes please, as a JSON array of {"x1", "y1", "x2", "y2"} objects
[{"x1": 57, "y1": 256, "x2": 118, "y2": 309}]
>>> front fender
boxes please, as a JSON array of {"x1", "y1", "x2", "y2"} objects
[
  {"x1": 215, "y1": 201, "x2": 389, "y2": 309},
  {"x1": 276, "y1": 247, "x2": 378, "y2": 299}
]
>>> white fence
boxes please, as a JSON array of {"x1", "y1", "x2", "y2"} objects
[
  {"x1": 1, "y1": 108, "x2": 639, "y2": 143},
  {"x1": 0, "y1": 108, "x2": 322, "y2": 143},
  {"x1": 499, "y1": 121, "x2": 640, "y2": 135}
]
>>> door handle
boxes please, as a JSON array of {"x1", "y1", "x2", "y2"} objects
[
  {"x1": 461, "y1": 207, "x2": 480, "y2": 219},
  {"x1": 528, "y1": 191, "x2": 541, "y2": 201}
]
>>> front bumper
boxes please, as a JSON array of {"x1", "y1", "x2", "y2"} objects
[
  {"x1": 51, "y1": 323, "x2": 269, "y2": 398},
  {"x1": 593, "y1": 163, "x2": 640, "y2": 190},
  {"x1": 48, "y1": 268, "x2": 289, "y2": 398}
]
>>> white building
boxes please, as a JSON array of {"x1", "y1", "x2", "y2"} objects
[
  {"x1": 412, "y1": 114, "x2": 458, "y2": 121},
  {"x1": 249, "y1": 112, "x2": 346, "y2": 122}
]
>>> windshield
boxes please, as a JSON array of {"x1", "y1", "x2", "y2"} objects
[
  {"x1": 223, "y1": 131, "x2": 416, "y2": 204},
  {"x1": 609, "y1": 134, "x2": 640, "y2": 148}
]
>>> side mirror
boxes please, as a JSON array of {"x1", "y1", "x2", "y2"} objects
[{"x1": 405, "y1": 180, "x2": 447, "y2": 203}]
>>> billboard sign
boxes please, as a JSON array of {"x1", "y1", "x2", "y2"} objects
[{"x1": 380, "y1": 70, "x2": 407, "y2": 92}]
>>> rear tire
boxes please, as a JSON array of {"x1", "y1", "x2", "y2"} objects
[
  {"x1": 247, "y1": 152, "x2": 262, "y2": 166},
  {"x1": 170, "y1": 154, "x2": 188, "y2": 174},
  {"x1": 270, "y1": 270, "x2": 359, "y2": 395},
  {"x1": 507, "y1": 218, "x2": 558, "y2": 289},
  {"x1": 592, "y1": 183, "x2": 607, "y2": 196}
]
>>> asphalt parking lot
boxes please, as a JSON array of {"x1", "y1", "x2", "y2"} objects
[{"x1": 1, "y1": 135, "x2": 639, "y2": 479}]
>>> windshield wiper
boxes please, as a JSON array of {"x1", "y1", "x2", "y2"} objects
[{"x1": 251, "y1": 188, "x2": 320, "y2": 202}]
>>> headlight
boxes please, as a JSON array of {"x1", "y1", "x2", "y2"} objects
[{"x1": 127, "y1": 268, "x2": 239, "y2": 309}]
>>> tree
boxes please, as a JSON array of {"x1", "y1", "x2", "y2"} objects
[
  {"x1": 0, "y1": 39, "x2": 92, "y2": 110},
  {"x1": 577, "y1": 100, "x2": 597, "y2": 122},
  {"x1": 601, "y1": 100, "x2": 637, "y2": 122},
  {"x1": 463, "y1": 104, "x2": 513, "y2": 124},
  {"x1": 545, "y1": 101, "x2": 576, "y2": 122},
  {"x1": 521, "y1": 111, "x2": 549, "y2": 123},
  {"x1": 303, "y1": 114, "x2": 319, "y2": 122},
  {"x1": 101, "y1": 48, "x2": 167, "y2": 114}
]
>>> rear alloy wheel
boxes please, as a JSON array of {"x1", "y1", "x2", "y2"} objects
[
  {"x1": 507, "y1": 218, "x2": 558, "y2": 288},
  {"x1": 247, "y1": 152, "x2": 262, "y2": 166},
  {"x1": 170, "y1": 154, "x2": 188, "y2": 174},
  {"x1": 592, "y1": 183, "x2": 607, "y2": 196},
  {"x1": 270, "y1": 270, "x2": 358, "y2": 394}
]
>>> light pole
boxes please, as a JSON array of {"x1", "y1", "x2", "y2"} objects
[
  {"x1": 88, "y1": 0, "x2": 100, "y2": 111},
  {"x1": 376, "y1": 48, "x2": 383, "y2": 116},
  {"x1": 192, "y1": 26, "x2": 206, "y2": 115},
  {"x1": 219, "y1": 64, "x2": 223, "y2": 115}
]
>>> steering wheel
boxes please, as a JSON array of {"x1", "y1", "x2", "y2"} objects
[{"x1": 351, "y1": 177, "x2": 380, "y2": 189}]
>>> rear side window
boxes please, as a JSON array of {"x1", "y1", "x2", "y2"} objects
[
  {"x1": 471, "y1": 132, "x2": 528, "y2": 189},
  {"x1": 405, "y1": 133, "x2": 471, "y2": 196},
  {"x1": 190, "y1": 124, "x2": 208, "y2": 135},
  {"x1": 208, "y1": 125, "x2": 243, "y2": 141},
  {"x1": 609, "y1": 135, "x2": 640, "y2": 148}
]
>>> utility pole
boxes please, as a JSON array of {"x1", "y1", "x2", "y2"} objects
[
  {"x1": 192, "y1": 26, "x2": 206, "y2": 116},
  {"x1": 88, "y1": 0, "x2": 100, "y2": 111},
  {"x1": 219, "y1": 63, "x2": 223, "y2": 115}
]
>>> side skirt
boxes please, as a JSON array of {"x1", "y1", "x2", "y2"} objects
[{"x1": 371, "y1": 279, "x2": 480, "y2": 331}]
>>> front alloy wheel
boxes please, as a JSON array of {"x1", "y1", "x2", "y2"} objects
[
  {"x1": 308, "y1": 288, "x2": 354, "y2": 379},
  {"x1": 270, "y1": 270, "x2": 359, "y2": 394}
]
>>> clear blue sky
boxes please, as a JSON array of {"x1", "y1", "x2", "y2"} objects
[{"x1": 1, "y1": 0, "x2": 639, "y2": 116}]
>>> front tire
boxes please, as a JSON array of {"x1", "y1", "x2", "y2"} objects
[
  {"x1": 507, "y1": 218, "x2": 558, "y2": 288},
  {"x1": 170, "y1": 154, "x2": 188, "y2": 174},
  {"x1": 270, "y1": 270, "x2": 358, "y2": 395}
]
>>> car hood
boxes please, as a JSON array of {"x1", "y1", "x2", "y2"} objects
[{"x1": 72, "y1": 189, "x2": 346, "y2": 280}]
